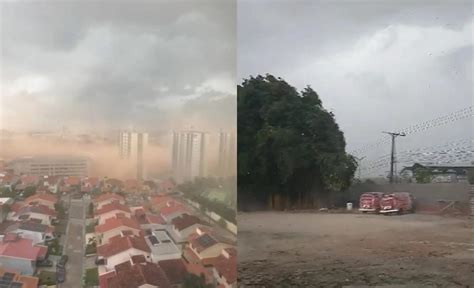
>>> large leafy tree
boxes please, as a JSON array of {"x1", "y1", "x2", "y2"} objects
[{"x1": 238, "y1": 74, "x2": 357, "y2": 209}]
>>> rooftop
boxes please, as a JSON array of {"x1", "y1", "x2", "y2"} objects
[
  {"x1": 95, "y1": 216, "x2": 141, "y2": 234},
  {"x1": 95, "y1": 201, "x2": 131, "y2": 216},
  {"x1": 97, "y1": 235, "x2": 150, "y2": 258},
  {"x1": 106, "y1": 261, "x2": 172, "y2": 288},
  {"x1": 0, "y1": 234, "x2": 47, "y2": 261},
  {"x1": 94, "y1": 193, "x2": 125, "y2": 204},
  {"x1": 171, "y1": 214, "x2": 203, "y2": 231},
  {"x1": 158, "y1": 259, "x2": 187, "y2": 285}
]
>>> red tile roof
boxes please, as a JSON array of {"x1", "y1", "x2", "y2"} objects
[
  {"x1": 24, "y1": 193, "x2": 57, "y2": 204},
  {"x1": 213, "y1": 248, "x2": 237, "y2": 284},
  {"x1": 99, "y1": 271, "x2": 116, "y2": 288},
  {"x1": 11, "y1": 202, "x2": 25, "y2": 213},
  {"x1": 95, "y1": 201, "x2": 130, "y2": 216},
  {"x1": 95, "y1": 217, "x2": 141, "y2": 234},
  {"x1": 63, "y1": 176, "x2": 80, "y2": 186},
  {"x1": 94, "y1": 193, "x2": 125, "y2": 204},
  {"x1": 97, "y1": 235, "x2": 150, "y2": 258},
  {"x1": 107, "y1": 262, "x2": 172, "y2": 288},
  {"x1": 0, "y1": 235, "x2": 47, "y2": 260},
  {"x1": 171, "y1": 214, "x2": 203, "y2": 231},
  {"x1": 17, "y1": 204, "x2": 57, "y2": 217},
  {"x1": 20, "y1": 175, "x2": 39, "y2": 186},
  {"x1": 147, "y1": 214, "x2": 165, "y2": 225},
  {"x1": 82, "y1": 177, "x2": 99, "y2": 187},
  {"x1": 158, "y1": 259, "x2": 187, "y2": 285},
  {"x1": 160, "y1": 203, "x2": 189, "y2": 217},
  {"x1": 150, "y1": 195, "x2": 174, "y2": 207},
  {"x1": 131, "y1": 254, "x2": 146, "y2": 264}
]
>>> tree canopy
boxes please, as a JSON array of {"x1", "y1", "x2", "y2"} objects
[{"x1": 238, "y1": 74, "x2": 357, "y2": 209}]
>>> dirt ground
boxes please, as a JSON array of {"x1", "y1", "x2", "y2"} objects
[{"x1": 238, "y1": 212, "x2": 474, "y2": 287}]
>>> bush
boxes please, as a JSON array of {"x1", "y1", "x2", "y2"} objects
[
  {"x1": 84, "y1": 268, "x2": 99, "y2": 286},
  {"x1": 38, "y1": 271, "x2": 56, "y2": 286},
  {"x1": 47, "y1": 238, "x2": 63, "y2": 256}
]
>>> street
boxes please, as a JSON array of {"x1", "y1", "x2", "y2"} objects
[{"x1": 61, "y1": 199, "x2": 85, "y2": 288}]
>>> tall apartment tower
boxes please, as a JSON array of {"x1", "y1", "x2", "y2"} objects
[
  {"x1": 119, "y1": 131, "x2": 148, "y2": 180},
  {"x1": 218, "y1": 131, "x2": 236, "y2": 177},
  {"x1": 172, "y1": 131, "x2": 207, "y2": 183}
]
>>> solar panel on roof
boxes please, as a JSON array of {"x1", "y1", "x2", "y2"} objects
[
  {"x1": 197, "y1": 234, "x2": 217, "y2": 248},
  {"x1": 2, "y1": 273, "x2": 14, "y2": 281}
]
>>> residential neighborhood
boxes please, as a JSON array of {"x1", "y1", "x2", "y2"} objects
[{"x1": 0, "y1": 169, "x2": 237, "y2": 288}]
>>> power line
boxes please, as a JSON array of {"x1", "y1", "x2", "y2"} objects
[{"x1": 350, "y1": 106, "x2": 473, "y2": 156}]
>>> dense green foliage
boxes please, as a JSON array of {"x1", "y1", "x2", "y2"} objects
[
  {"x1": 414, "y1": 168, "x2": 432, "y2": 184},
  {"x1": 468, "y1": 168, "x2": 474, "y2": 185},
  {"x1": 178, "y1": 177, "x2": 236, "y2": 224},
  {"x1": 238, "y1": 75, "x2": 357, "y2": 209},
  {"x1": 183, "y1": 273, "x2": 213, "y2": 288}
]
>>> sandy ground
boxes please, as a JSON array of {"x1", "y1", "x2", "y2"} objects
[{"x1": 238, "y1": 212, "x2": 474, "y2": 287}]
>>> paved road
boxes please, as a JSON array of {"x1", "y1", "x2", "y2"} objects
[{"x1": 61, "y1": 200, "x2": 85, "y2": 288}]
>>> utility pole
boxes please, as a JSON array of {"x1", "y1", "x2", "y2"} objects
[
  {"x1": 382, "y1": 131, "x2": 406, "y2": 183},
  {"x1": 354, "y1": 156, "x2": 366, "y2": 180}
]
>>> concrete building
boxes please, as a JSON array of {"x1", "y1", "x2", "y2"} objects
[
  {"x1": 8, "y1": 156, "x2": 89, "y2": 177},
  {"x1": 119, "y1": 131, "x2": 148, "y2": 180},
  {"x1": 217, "y1": 131, "x2": 236, "y2": 177},
  {"x1": 172, "y1": 130, "x2": 208, "y2": 183}
]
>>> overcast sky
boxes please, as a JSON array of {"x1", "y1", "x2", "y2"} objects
[
  {"x1": 1, "y1": 0, "x2": 236, "y2": 133},
  {"x1": 238, "y1": 0, "x2": 473, "y2": 175}
]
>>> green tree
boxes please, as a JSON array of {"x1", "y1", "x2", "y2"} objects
[
  {"x1": 0, "y1": 187, "x2": 15, "y2": 198},
  {"x1": 414, "y1": 168, "x2": 432, "y2": 184},
  {"x1": 238, "y1": 75, "x2": 357, "y2": 209},
  {"x1": 467, "y1": 168, "x2": 474, "y2": 185},
  {"x1": 183, "y1": 274, "x2": 213, "y2": 288},
  {"x1": 23, "y1": 186, "x2": 36, "y2": 198}
]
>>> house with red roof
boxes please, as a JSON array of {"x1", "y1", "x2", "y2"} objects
[
  {"x1": 0, "y1": 173, "x2": 20, "y2": 190},
  {"x1": 94, "y1": 193, "x2": 126, "y2": 210},
  {"x1": 95, "y1": 215, "x2": 142, "y2": 245},
  {"x1": 39, "y1": 175, "x2": 62, "y2": 194},
  {"x1": 24, "y1": 193, "x2": 57, "y2": 209},
  {"x1": 95, "y1": 201, "x2": 131, "y2": 225},
  {"x1": 0, "y1": 267, "x2": 39, "y2": 288},
  {"x1": 0, "y1": 233, "x2": 47, "y2": 275},
  {"x1": 10, "y1": 204, "x2": 57, "y2": 225},
  {"x1": 160, "y1": 202, "x2": 191, "y2": 223},
  {"x1": 96, "y1": 235, "x2": 151, "y2": 272},
  {"x1": 212, "y1": 248, "x2": 237, "y2": 288},
  {"x1": 81, "y1": 177, "x2": 100, "y2": 193},
  {"x1": 5, "y1": 221, "x2": 54, "y2": 245},
  {"x1": 158, "y1": 259, "x2": 188, "y2": 288},
  {"x1": 150, "y1": 195, "x2": 175, "y2": 210},
  {"x1": 99, "y1": 258, "x2": 172, "y2": 288},
  {"x1": 169, "y1": 214, "x2": 208, "y2": 244},
  {"x1": 19, "y1": 175, "x2": 40, "y2": 188},
  {"x1": 186, "y1": 228, "x2": 235, "y2": 263}
]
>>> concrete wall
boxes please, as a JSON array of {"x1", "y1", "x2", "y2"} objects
[
  {"x1": 0, "y1": 256, "x2": 34, "y2": 275},
  {"x1": 347, "y1": 183, "x2": 471, "y2": 205}
]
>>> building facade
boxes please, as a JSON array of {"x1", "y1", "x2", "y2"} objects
[
  {"x1": 119, "y1": 131, "x2": 148, "y2": 180},
  {"x1": 8, "y1": 156, "x2": 88, "y2": 177},
  {"x1": 172, "y1": 131, "x2": 208, "y2": 183},
  {"x1": 217, "y1": 131, "x2": 236, "y2": 178}
]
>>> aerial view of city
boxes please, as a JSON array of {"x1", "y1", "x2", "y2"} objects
[{"x1": 0, "y1": 1, "x2": 236, "y2": 288}]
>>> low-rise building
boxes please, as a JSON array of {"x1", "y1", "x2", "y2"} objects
[
  {"x1": 24, "y1": 193, "x2": 57, "y2": 210},
  {"x1": 94, "y1": 201, "x2": 131, "y2": 225},
  {"x1": 10, "y1": 204, "x2": 57, "y2": 225},
  {"x1": 145, "y1": 230, "x2": 181, "y2": 263},
  {"x1": 158, "y1": 259, "x2": 188, "y2": 288},
  {"x1": 0, "y1": 267, "x2": 39, "y2": 288},
  {"x1": 94, "y1": 193, "x2": 126, "y2": 210},
  {"x1": 95, "y1": 215, "x2": 142, "y2": 245},
  {"x1": 0, "y1": 233, "x2": 48, "y2": 275},
  {"x1": 169, "y1": 214, "x2": 208, "y2": 244},
  {"x1": 5, "y1": 222, "x2": 54, "y2": 245},
  {"x1": 212, "y1": 248, "x2": 237, "y2": 288},
  {"x1": 160, "y1": 203, "x2": 191, "y2": 223},
  {"x1": 99, "y1": 257, "x2": 172, "y2": 288},
  {"x1": 96, "y1": 234, "x2": 151, "y2": 272}
]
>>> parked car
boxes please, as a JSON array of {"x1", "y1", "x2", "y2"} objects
[
  {"x1": 56, "y1": 267, "x2": 65, "y2": 283},
  {"x1": 379, "y1": 192, "x2": 415, "y2": 215},
  {"x1": 37, "y1": 259, "x2": 53, "y2": 267},
  {"x1": 57, "y1": 255, "x2": 69, "y2": 268},
  {"x1": 358, "y1": 192, "x2": 384, "y2": 213}
]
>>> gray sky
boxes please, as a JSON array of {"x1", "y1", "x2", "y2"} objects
[
  {"x1": 1, "y1": 0, "x2": 236, "y2": 133},
  {"x1": 238, "y1": 0, "x2": 473, "y2": 176}
]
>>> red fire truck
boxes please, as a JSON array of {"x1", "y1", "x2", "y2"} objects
[
  {"x1": 379, "y1": 192, "x2": 415, "y2": 215},
  {"x1": 358, "y1": 192, "x2": 384, "y2": 213}
]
